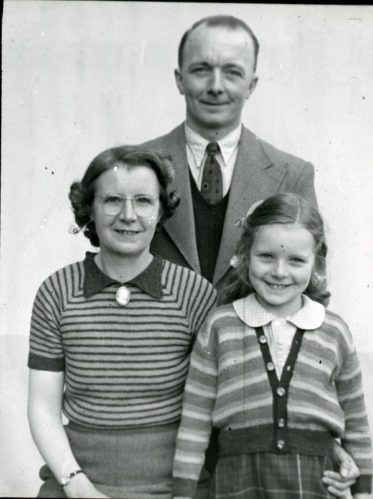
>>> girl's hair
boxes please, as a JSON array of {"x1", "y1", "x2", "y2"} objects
[
  {"x1": 218, "y1": 192, "x2": 330, "y2": 306},
  {"x1": 69, "y1": 146, "x2": 180, "y2": 247}
]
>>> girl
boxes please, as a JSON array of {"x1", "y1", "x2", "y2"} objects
[{"x1": 173, "y1": 193, "x2": 372, "y2": 499}]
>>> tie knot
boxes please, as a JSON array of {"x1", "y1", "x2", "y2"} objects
[{"x1": 206, "y1": 142, "x2": 219, "y2": 155}]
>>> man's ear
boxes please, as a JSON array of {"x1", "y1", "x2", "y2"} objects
[
  {"x1": 246, "y1": 75, "x2": 259, "y2": 99},
  {"x1": 174, "y1": 68, "x2": 185, "y2": 95}
]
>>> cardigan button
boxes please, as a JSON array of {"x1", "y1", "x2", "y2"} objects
[
  {"x1": 266, "y1": 362, "x2": 275, "y2": 371},
  {"x1": 259, "y1": 335, "x2": 267, "y2": 344},
  {"x1": 276, "y1": 439, "x2": 285, "y2": 450},
  {"x1": 277, "y1": 418, "x2": 285, "y2": 428},
  {"x1": 276, "y1": 387, "x2": 286, "y2": 397}
]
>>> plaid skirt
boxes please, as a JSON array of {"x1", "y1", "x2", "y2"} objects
[{"x1": 210, "y1": 452, "x2": 337, "y2": 499}]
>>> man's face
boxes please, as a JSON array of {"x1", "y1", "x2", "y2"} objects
[{"x1": 175, "y1": 24, "x2": 258, "y2": 138}]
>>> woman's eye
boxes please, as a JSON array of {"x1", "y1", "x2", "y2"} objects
[
  {"x1": 105, "y1": 196, "x2": 122, "y2": 205},
  {"x1": 135, "y1": 196, "x2": 153, "y2": 205}
]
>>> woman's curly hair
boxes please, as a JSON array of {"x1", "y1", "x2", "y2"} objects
[
  {"x1": 218, "y1": 193, "x2": 331, "y2": 307},
  {"x1": 69, "y1": 146, "x2": 180, "y2": 247}
]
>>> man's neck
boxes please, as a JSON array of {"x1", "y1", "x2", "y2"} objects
[{"x1": 185, "y1": 119, "x2": 241, "y2": 142}]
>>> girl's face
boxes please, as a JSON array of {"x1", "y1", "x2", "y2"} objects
[
  {"x1": 91, "y1": 164, "x2": 161, "y2": 260},
  {"x1": 248, "y1": 223, "x2": 316, "y2": 317}
]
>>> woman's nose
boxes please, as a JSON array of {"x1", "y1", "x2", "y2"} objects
[{"x1": 119, "y1": 199, "x2": 137, "y2": 221}]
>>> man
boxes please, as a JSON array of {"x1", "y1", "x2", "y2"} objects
[
  {"x1": 141, "y1": 14, "x2": 359, "y2": 496},
  {"x1": 143, "y1": 15, "x2": 316, "y2": 288}
]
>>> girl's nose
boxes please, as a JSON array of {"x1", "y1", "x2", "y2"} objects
[
  {"x1": 119, "y1": 199, "x2": 137, "y2": 221},
  {"x1": 272, "y1": 260, "x2": 288, "y2": 278}
]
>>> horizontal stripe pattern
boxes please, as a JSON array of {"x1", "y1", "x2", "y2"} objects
[
  {"x1": 173, "y1": 303, "x2": 372, "y2": 497},
  {"x1": 28, "y1": 258, "x2": 216, "y2": 429}
]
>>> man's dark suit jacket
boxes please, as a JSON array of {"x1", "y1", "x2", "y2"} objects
[{"x1": 141, "y1": 123, "x2": 317, "y2": 288}]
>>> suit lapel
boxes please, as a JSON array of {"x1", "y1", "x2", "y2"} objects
[
  {"x1": 213, "y1": 127, "x2": 288, "y2": 285},
  {"x1": 161, "y1": 126, "x2": 201, "y2": 273}
]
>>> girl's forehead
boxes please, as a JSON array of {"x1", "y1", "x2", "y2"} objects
[{"x1": 253, "y1": 223, "x2": 315, "y2": 249}]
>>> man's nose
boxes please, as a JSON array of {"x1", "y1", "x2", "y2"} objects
[
  {"x1": 207, "y1": 68, "x2": 224, "y2": 94},
  {"x1": 119, "y1": 199, "x2": 137, "y2": 221}
]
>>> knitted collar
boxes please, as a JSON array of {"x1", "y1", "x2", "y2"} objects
[
  {"x1": 83, "y1": 252, "x2": 163, "y2": 299},
  {"x1": 233, "y1": 293, "x2": 325, "y2": 330}
]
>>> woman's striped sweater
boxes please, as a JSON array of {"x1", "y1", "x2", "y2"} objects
[
  {"x1": 173, "y1": 295, "x2": 372, "y2": 497},
  {"x1": 28, "y1": 253, "x2": 216, "y2": 429}
]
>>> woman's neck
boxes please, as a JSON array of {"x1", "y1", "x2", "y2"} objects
[{"x1": 95, "y1": 250, "x2": 153, "y2": 283}]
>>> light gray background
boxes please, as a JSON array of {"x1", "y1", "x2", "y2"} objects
[{"x1": 1, "y1": 2, "x2": 373, "y2": 497}]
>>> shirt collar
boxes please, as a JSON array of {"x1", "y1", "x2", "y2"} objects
[
  {"x1": 83, "y1": 252, "x2": 163, "y2": 299},
  {"x1": 184, "y1": 122, "x2": 242, "y2": 167},
  {"x1": 233, "y1": 293, "x2": 325, "y2": 330}
]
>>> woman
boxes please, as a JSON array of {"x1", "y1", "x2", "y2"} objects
[{"x1": 27, "y1": 146, "x2": 217, "y2": 498}]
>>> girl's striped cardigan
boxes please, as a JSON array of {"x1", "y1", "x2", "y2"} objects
[{"x1": 173, "y1": 296, "x2": 372, "y2": 497}]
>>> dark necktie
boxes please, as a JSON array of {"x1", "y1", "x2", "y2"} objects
[{"x1": 201, "y1": 142, "x2": 223, "y2": 204}]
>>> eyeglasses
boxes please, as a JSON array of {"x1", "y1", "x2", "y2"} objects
[{"x1": 95, "y1": 194, "x2": 159, "y2": 217}]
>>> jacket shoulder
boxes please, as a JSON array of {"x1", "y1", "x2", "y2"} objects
[
  {"x1": 243, "y1": 126, "x2": 312, "y2": 167},
  {"x1": 139, "y1": 124, "x2": 184, "y2": 151}
]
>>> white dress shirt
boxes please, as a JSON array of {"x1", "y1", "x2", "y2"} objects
[{"x1": 184, "y1": 123, "x2": 242, "y2": 196}]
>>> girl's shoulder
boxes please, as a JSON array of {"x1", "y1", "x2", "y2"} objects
[
  {"x1": 319, "y1": 308, "x2": 355, "y2": 350},
  {"x1": 204, "y1": 301, "x2": 239, "y2": 328}
]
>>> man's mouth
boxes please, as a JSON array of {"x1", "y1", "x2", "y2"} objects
[{"x1": 200, "y1": 100, "x2": 229, "y2": 106}]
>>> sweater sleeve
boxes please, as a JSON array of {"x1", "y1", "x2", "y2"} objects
[
  {"x1": 334, "y1": 322, "x2": 372, "y2": 494},
  {"x1": 28, "y1": 274, "x2": 65, "y2": 371},
  {"x1": 173, "y1": 316, "x2": 218, "y2": 498}
]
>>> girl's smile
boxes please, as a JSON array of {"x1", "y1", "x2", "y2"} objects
[{"x1": 249, "y1": 223, "x2": 316, "y2": 317}]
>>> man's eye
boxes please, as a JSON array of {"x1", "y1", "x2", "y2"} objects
[
  {"x1": 192, "y1": 66, "x2": 209, "y2": 74},
  {"x1": 225, "y1": 69, "x2": 242, "y2": 77}
]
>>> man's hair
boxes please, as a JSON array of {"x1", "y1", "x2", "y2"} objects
[{"x1": 178, "y1": 15, "x2": 260, "y2": 71}]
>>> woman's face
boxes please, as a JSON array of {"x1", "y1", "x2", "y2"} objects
[{"x1": 91, "y1": 164, "x2": 161, "y2": 260}]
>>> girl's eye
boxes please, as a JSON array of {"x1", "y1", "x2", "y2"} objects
[
  {"x1": 259, "y1": 253, "x2": 273, "y2": 260},
  {"x1": 290, "y1": 257, "x2": 305, "y2": 264}
]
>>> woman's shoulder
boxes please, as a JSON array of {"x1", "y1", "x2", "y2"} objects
[
  {"x1": 161, "y1": 259, "x2": 216, "y2": 291},
  {"x1": 36, "y1": 258, "x2": 85, "y2": 293}
]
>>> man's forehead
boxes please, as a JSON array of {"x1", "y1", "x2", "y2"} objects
[{"x1": 183, "y1": 24, "x2": 256, "y2": 61}]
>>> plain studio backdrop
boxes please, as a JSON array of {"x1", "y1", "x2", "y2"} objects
[{"x1": 1, "y1": 2, "x2": 373, "y2": 497}]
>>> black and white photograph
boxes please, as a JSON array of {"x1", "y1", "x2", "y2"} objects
[{"x1": 1, "y1": 2, "x2": 373, "y2": 498}]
